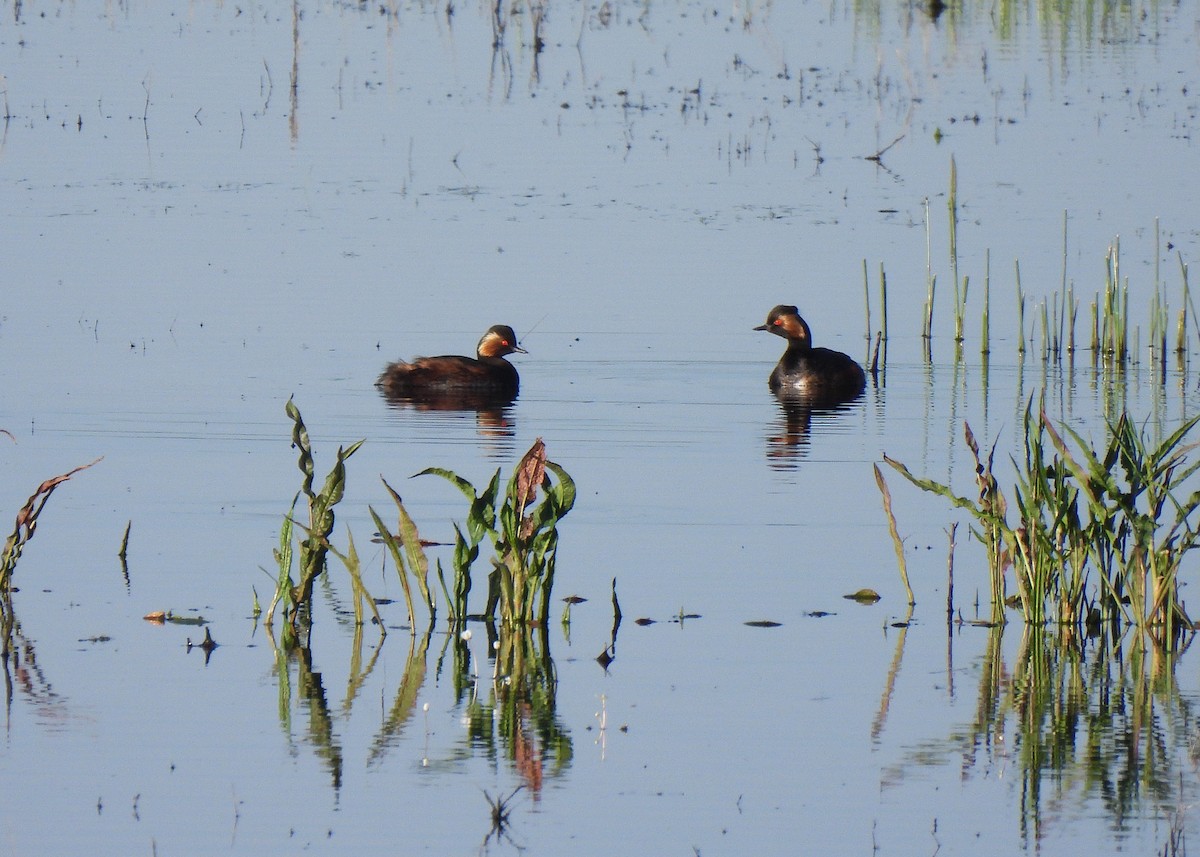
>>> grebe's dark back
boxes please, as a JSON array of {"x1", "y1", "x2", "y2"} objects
[{"x1": 376, "y1": 324, "x2": 526, "y2": 403}]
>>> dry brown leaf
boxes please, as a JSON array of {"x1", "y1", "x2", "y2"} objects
[{"x1": 513, "y1": 437, "x2": 546, "y2": 514}]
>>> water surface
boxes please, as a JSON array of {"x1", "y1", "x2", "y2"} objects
[{"x1": 1, "y1": 1, "x2": 1199, "y2": 854}]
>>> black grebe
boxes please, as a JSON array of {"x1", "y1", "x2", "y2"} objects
[
  {"x1": 754, "y1": 305, "x2": 866, "y2": 402},
  {"x1": 376, "y1": 325, "x2": 526, "y2": 403}
]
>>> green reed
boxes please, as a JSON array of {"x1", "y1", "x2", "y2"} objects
[
  {"x1": 862, "y1": 260, "x2": 889, "y2": 371},
  {"x1": 369, "y1": 477, "x2": 436, "y2": 627},
  {"x1": 948, "y1": 156, "x2": 969, "y2": 345},
  {"x1": 420, "y1": 438, "x2": 576, "y2": 629},
  {"x1": 1044, "y1": 411, "x2": 1200, "y2": 646},
  {"x1": 1066, "y1": 285, "x2": 1078, "y2": 355},
  {"x1": 862, "y1": 258, "x2": 871, "y2": 348},
  {"x1": 1039, "y1": 299, "x2": 1050, "y2": 361},
  {"x1": 1100, "y1": 240, "x2": 1130, "y2": 364},
  {"x1": 1178, "y1": 252, "x2": 1195, "y2": 355},
  {"x1": 923, "y1": 197, "x2": 935, "y2": 346},
  {"x1": 980, "y1": 250, "x2": 990, "y2": 356},
  {"x1": 884, "y1": 405, "x2": 1200, "y2": 645},
  {"x1": 879, "y1": 261, "x2": 889, "y2": 345},
  {"x1": 268, "y1": 399, "x2": 364, "y2": 637},
  {"x1": 1015, "y1": 260, "x2": 1026, "y2": 356},
  {"x1": 916, "y1": 162, "x2": 1196, "y2": 367}
]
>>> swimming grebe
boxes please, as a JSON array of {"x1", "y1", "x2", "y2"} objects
[
  {"x1": 754, "y1": 305, "x2": 866, "y2": 402},
  {"x1": 376, "y1": 325, "x2": 527, "y2": 403}
]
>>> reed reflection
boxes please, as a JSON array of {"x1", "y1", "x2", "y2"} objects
[
  {"x1": 458, "y1": 624, "x2": 572, "y2": 796},
  {"x1": 268, "y1": 619, "x2": 571, "y2": 797},
  {"x1": 0, "y1": 594, "x2": 66, "y2": 728},
  {"x1": 883, "y1": 624, "x2": 1197, "y2": 849}
]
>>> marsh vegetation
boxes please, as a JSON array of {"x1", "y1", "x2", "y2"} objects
[{"x1": 1, "y1": 0, "x2": 1198, "y2": 854}]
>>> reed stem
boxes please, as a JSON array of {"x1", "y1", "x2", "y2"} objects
[
  {"x1": 981, "y1": 250, "x2": 990, "y2": 356},
  {"x1": 923, "y1": 197, "x2": 935, "y2": 342},
  {"x1": 1015, "y1": 260, "x2": 1025, "y2": 356},
  {"x1": 862, "y1": 258, "x2": 871, "y2": 349},
  {"x1": 874, "y1": 465, "x2": 914, "y2": 606}
]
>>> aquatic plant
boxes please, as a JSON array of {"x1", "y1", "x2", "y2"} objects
[
  {"x1": 1, "y1": 457, "x2": 101, "y2": 591},
  {"x1": 872, "y1": 464, "x2": 913, "y2": 606},
  {"x1": 862, "y1": 260, "x2": 889, "y2": 373},
  {"x1": 418, "y1": 438, "x2": 576, "y2": 629},
  {"x1": 907, "y1": 162, "x2": 1194, "y2": 371},
  {"x1": 922, "y1": 197, "x2": 936, "y2": 351},
  {"x1": 948, "y1": 155, "x2": 968, "y2": 345},
  {"x1": 980, "y1": 250, "x2": 991, "y2": 356},
  {"x1": 326, "y1": 528, "x2": 385, "y2": 631},
  {"x1": 1043, "y1": 411, "x2": 1200, "y2": 644},
  {"x1": 369, "y1": 478, "x2": 436, "y2": 627},
  {"x1": 883, "y1": 406, "x2": 1200, "y2": 646},
  {"x1": 267, "y1": 399, "x2": 364, "y2": 637}
]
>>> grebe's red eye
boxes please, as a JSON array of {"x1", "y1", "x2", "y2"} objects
[{"x1": 773, "y1": 319, "x2": 783, "y2": 326}]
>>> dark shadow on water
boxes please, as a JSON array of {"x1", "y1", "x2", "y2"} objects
[{"x1": 764, "y1": 389, "x2": 865, "y2": 470}]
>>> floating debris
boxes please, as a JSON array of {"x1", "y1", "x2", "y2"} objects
[
  {"x1": 143, "y1": 610, "x2": 207, "y2": 626},
  {"x1": 187, "y1": 628, "x2": 218, "y2": 656},
  {"x1": 595, "y1": 647, "x2": 614, "y2": 669}
]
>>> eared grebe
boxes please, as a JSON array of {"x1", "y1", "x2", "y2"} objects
[
  {"x1": 754, "y1": 305, "x2": 866, "y2": 402},
  {"x1": 376, "y1": 325, "x2": 526, "y2": 404}
]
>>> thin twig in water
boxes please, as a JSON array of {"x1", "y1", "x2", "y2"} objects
[{"x1": 865, "y1": 133, "x2": 905, "y2": 163}]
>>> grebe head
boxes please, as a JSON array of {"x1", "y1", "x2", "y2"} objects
[
  {"x1": 477, "y1": 325, "x2": 528, "y2": 359},
  {"x1": 754, "y1": 305, "x2": 812, "y2": 348}
]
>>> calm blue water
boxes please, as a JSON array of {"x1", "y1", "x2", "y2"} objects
[{"x1": 1, "y1": 0, "x2": 1199, "y2": 854}]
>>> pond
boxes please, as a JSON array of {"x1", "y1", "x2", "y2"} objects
[{"x1": 1, "y1": 0, "x2": 1199, "y2": 854}]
